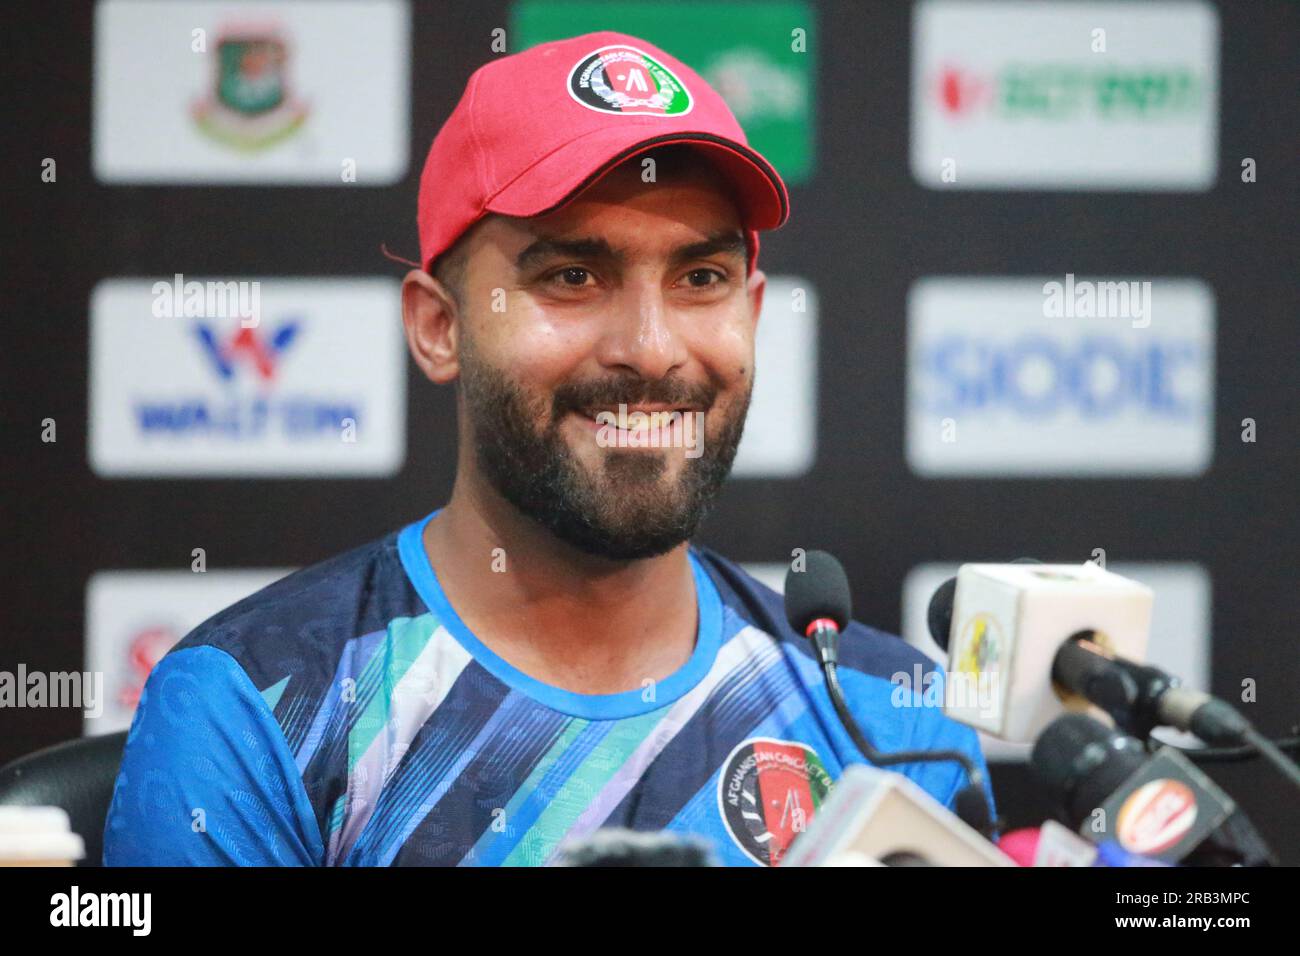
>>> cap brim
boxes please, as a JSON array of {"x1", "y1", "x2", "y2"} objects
[{"x1": 486, "y1": 127, "x2": 789, "y2": 234}]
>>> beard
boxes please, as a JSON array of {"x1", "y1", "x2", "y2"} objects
[{"x1": 457, "y1": 337, "x2": 749, "y2": 560}]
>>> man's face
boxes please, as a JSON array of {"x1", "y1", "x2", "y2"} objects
[{"x1": 449, "y1": 156, "x2": 764, "y2": 560}]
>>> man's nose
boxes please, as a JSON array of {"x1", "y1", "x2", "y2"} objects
[{"x1": 594, "y1": 285, "x2": 687, "y2": 381}]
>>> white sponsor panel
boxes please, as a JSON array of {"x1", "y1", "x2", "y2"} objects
[
  {"x1": 94, "y1": 0, "x2": 410, "y2": 183},
  {"x1": 742, "y1": 563, "x2": 788, "y2": 595},
  {"x1": 732, "y1": 276, "x2": 817, "y2": 478},
  {"x1": 89, "y1": 277, "x2": 406, "y2": 476},
  {"x1": 912, "y1": 1, "x2": 1219, "y2": 189},
  {"x1": 85, "y1": 569, "x2": 292, "y2": 734},
  {"x1": 906, "y1": 277, "x2": 1215, "y2": 476},
  {"x1": 902, "y1": 562, "x2": 1212, "y2": 760}
]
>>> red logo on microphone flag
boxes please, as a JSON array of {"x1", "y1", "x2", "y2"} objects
[{"x1": 1116, "y1": 779, "x2": 1198, "y2": 855}]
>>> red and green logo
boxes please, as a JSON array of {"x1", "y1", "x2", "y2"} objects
[
  {"x1": 567, "y1": 44, "x2": 693, "y2": 116},
  {"x1": 517, "y1": 1, "x2": 814, "y2": 182},
  {"x1": 718, "y1": 737, "x2": 832, "y2": 865},
  {"x1": 191, "y1": 30, "x2": 309, "y2": 151}
]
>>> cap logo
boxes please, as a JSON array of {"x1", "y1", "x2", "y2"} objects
[{"x1": 567, "y1": 44, "x2": 693, "y2": 117}]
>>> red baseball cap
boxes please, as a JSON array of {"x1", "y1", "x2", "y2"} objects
[{"x1": 417, "y1": 31, "x2": 790, "y2": 276}]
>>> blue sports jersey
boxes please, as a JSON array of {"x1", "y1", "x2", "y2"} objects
[{"x1": 104, "y1": 509, "x2": 992, "y2": 866}]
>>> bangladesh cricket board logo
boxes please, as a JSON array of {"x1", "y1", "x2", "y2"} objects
[
  {"x1": 192, "y1": 28, "x2": 309, "y2": 151},
  {"x1": 718, "y1": 737, "x2": 832, "y2": 866},
  {"x1": 568, "y1": 44, "x2": 693, "y2": 116}
]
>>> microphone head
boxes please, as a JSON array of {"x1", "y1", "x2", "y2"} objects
[
  {"x1": 784, "y1": 550, "x2": 852, "y2": 637},
  {"x1": 927, "y1": 559, "x2": 1038, "y2": 653},
  {"x1": 952, "y1": 783, "x2": 995, "y2": 838},
  {"x1": 1030, "y1": 713, "x2": 1146, "y2": 827},
  {"x1": 926, "y1": 576, "x2": 958, "y2": 652}
]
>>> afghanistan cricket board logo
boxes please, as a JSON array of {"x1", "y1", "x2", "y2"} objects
[
  {"x1": 568, "y1": 44, "x2": 693, "y2": 117},
  {"x1": 192, "y1": 29, "x2": 309, "y2": 151},
  {"x1": 718, "y1": 737, "x2": 833, "y2": 865}
]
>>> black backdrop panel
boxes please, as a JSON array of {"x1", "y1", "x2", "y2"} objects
[{"x1": 4, "y1": 1, "x2": 1297, "y2": 863}]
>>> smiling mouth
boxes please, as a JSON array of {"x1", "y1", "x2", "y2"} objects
[
  {"x1": 577, "y1": 404, "x2": 699, "y2": 424},
  {"x1": 568, "y1": 404, "x2": 705, "y2": 444}
]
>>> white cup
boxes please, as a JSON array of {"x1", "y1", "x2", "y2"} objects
[{"x1": 0, "y1": 807, "x2": 85, "y2": 866}]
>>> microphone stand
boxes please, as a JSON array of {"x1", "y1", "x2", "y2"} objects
[{"x1": 807, "y1": 617, "x2": 996, "y2": 836}]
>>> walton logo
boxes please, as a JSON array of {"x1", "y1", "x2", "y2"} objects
[
  {"x1": 194, "y1": 320, "x2": 300, "y2": 383},
  {"x1": 134, "y1": 316, "x2": 358, "y2": 439}
]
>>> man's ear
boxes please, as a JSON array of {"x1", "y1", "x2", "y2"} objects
[
  {"x1": 401, "y1": 268, "x2": 460, "y2": 384},
  {"x1": 746, "y1": 267, "x2": 767, "y2": 331}
]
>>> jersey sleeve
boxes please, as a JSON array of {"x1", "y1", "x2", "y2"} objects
[
  {"x1": 835, "y1": 651, "x2": 998, "y2": 825},
  {"x1": 103, "y1": 644, "x2": 325, "y2": 866}
]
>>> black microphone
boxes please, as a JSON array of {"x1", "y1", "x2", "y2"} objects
[
  {"x1": 784, "y1": 550, "x2": 994, "y2": 836},
  {"x1": 1031, "y1": 714, "x2": 1276, "y2": 866},
  {"x1": 926, "y1": 575, "x2": 960, "y2": 655},
  {"x1": 925, "y1": 557, "x2": 1039, "y2": 654},
  {"x1": 784, "y1": 549, "x2": 851, "y2": 668},
  {"x1": 1050, "y1": 636, "x2": 1256, "y2": 746}
]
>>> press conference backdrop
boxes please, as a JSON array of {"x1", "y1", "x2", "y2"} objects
[{"x1": 5, "y1": 1, "x2": 1297, "y2": 863}]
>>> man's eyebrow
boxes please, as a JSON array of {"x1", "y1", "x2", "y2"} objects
[
  {"x1": 513, "y1": 231, "x2": 746, "y2": 273},
  {"x1": 514, "y1": 236, "x2": 622, "y2": 272},
  {"x1": 669, "y1": 231, "x2": 747, "y2": 267}
]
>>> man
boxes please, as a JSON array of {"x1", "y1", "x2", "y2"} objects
[{"x1": 105, "y1": 31, "x2": 991, "y2": 867}]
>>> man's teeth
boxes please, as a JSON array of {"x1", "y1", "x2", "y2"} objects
[{"x1": 584, "y1": 409, "x2": 683, "y2": 431}]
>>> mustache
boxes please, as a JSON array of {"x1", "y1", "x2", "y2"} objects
[{"x1": 552, "y1": 375, "x2": 717, "y2": 417}]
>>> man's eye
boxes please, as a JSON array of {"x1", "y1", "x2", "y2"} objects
[
  {"x1": 683, "y1": 269, "x2": 724, "y2": 288},
  {"x1": 550, "y1": 267, "x2": 592, "y2": 287}
]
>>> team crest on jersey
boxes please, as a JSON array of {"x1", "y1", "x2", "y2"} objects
[
  {"x1": 718, "y1": 737, "x2": 832, "y2": 865},
  {"x1": 567, "y1": 44, "x2": 693, "y2": 116},
  {"x1": 192, "y1": 28, "x2": 310, "y2": 151}
]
